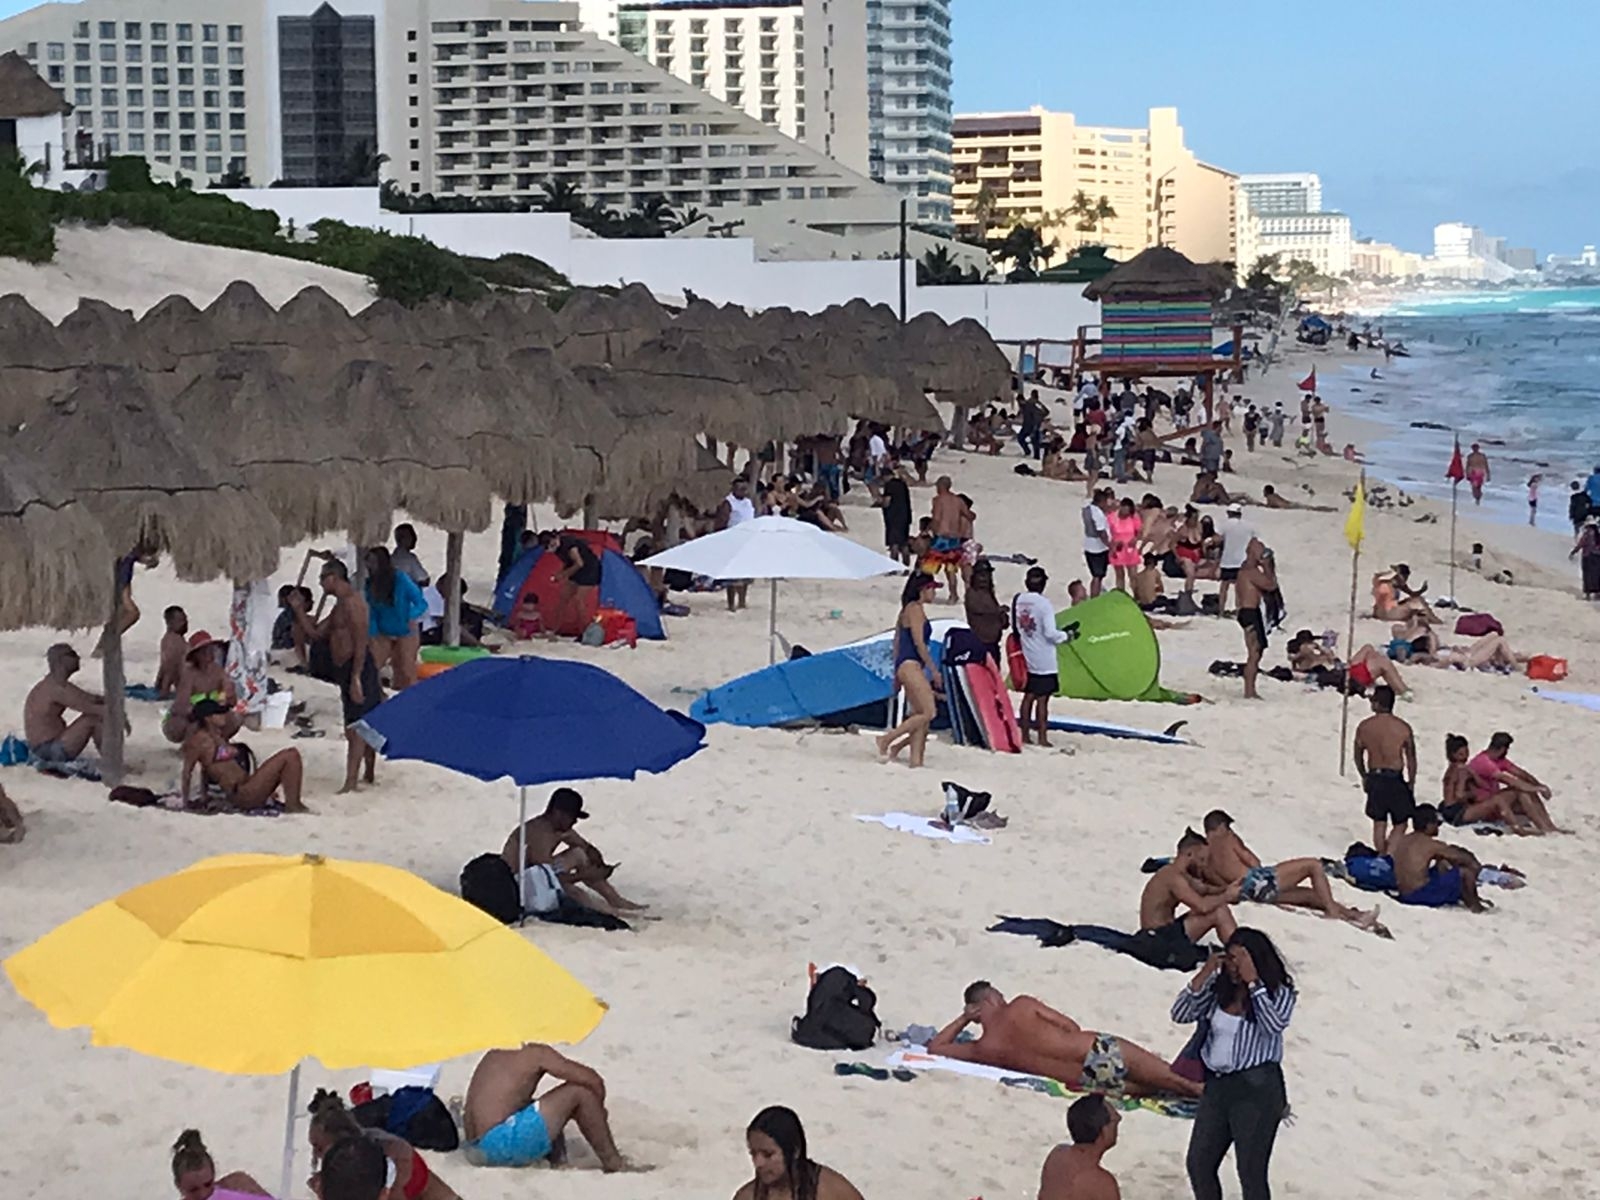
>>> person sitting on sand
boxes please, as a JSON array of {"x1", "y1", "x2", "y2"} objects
[
  {"x1": 309, "y1": 1089, "x2": 460, "y2": 1200},
  {"x1": 462, "y1": 1043, "x2": 635, "y2": 1171},
  {"x1": 1190, "y1": 471, "x2": 1231, "y2": 506},
  {"x1": 316, "y1": 1136, "x2": 388, "y2": 1200},
  {"x1": 1440, "y1": 733, "x2": 1544, "y2": 832},
  {"x1": 1391, "y1": 805, "x2": 1487, "y2": 912},
  {"x1": 1200, "y1": 810, "x2": 1380, "y2": 931},
  {"x1": 170, "y1": 1128, "x2": 269, "y2": 1199},
  {"x1": 502, "y1": 787, "x2": 647, "y2": 916},
  {"x1": 1466, "y1": 731, "x2": 1561, "y2": 833},
  {"x1": 162, "y1": 631, "x2": 241, "y2": 744},
  {"x1": 967, "y1": 411, "x2": 1003, "y2": 455},
  {"x1": 155, "y1": 606, "x2": 190, "y2": 698},
  {"x1": 1038, "y1": 1094, "x2": 1122, "y2": 1200},
  {"x1": 1041, "y1": 435, "x2": 1086, "y2": 482},
  {"x1": 23, "y1": 643, "x2": 107, "y2": 764},
  {"x1": 1138, "y1": 831, "x2": 1239, "y2": 962},
  {"x1": 930, "y1": 981, "x2": 1202, "y2": 1099},
  {"x1": 735, "y1": 1106, "x2": 863, "y2": 1200},
  {"x1": 180, "y1": 700, "x2": 307, "y2": 813}
]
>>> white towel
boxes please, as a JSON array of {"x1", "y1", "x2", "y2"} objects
[
  {"x1": 886, "y1": 1047, "x2": 1051, "y2": 1085},
  {"x1": 854, "y1": 812, "x2": 991, "y2": 845}
]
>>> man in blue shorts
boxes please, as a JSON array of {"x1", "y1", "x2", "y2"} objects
[
  {"x1": 462, "y1": 1043, "x2": 635, "y2": 1171},
  {"x1": 1391, "y1": 805, "x2": 1487, "y2": 912}
]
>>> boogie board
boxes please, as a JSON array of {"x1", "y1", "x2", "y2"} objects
[
  {"x1": 942, "y1": 661, "x2": 966, "y2": 746},
  {"x1": 946, "y1": 662, "x2": 985, "y2": 747},
  {"x1": 961, "y1": 660, "x2": 1022, "y2": 753},
  {"x1": 1047, "y1": 716, "x2": 1187, "y2": 745}
]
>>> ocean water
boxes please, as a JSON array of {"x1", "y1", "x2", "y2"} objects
[{"x1": 1322, "y1": 286, "x2": 1600, "y2": 533}]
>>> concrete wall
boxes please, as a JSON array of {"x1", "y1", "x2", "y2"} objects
[{"x1": 222, "y1": 186, "x2": 1099, "y2": 341}]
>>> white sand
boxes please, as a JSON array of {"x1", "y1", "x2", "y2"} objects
[{"x1": 2, "y1": 337, "x2": 1599, "y2": 1200}]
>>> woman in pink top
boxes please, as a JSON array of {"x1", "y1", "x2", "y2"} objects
[
  {"x1": 1106, "y1": 497, "x2": 1143, "y2": 593},
  {"x1": 1468, "y1": 732, "x2": 1561, "y2": 833},
  {"x1": 171, "y1": 1129, "x2": 270, "y2": 1200}
]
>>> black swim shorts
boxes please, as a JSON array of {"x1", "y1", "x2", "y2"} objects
[
  {"x1": 1085, "y1": 551, "x2": 1109, "y2": 580},
  {"x1": 336, "y1": 651, "x2": 384, "y2": 727},
  {"x1": 1161, "y1": 552, "x2": 1186, "y2": 579},
  {"x1": 1220, "y1": 566, "x2": 1241, "y2": 582},
  {"x1": 1237, "y1": 606, "x2": 1268, "y2": 650},
  {"x1": 1024, "y1": 672, "x2": 1059, "y2": 697},
  {"x1": 1363, "y1": 769, "x2": 1416, "y2": 824}
]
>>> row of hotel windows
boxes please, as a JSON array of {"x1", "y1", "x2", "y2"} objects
[
  {"x1": 73, "y1": 88, "x2": 245, "y2": 109},
  {"x1": 652, "y1": 16, "x2": 797, "y2": 34},
  {"x1": 60, "y1": 22, "x2": 242, "y2": 42},
  {"x1": 77, "y1": 110, "x2": 243, "y2": 138},
  {"x1": 36, "y1": 42, "x2": 244, "y2": 64}
]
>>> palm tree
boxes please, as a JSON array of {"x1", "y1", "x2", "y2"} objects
[
  {"x1": 917, "y1": 245, "x2": 968, "y2": 285},
  {"x1": 342, "y1": 141, "x2": 387, "y2": 187},
  {"x1": 538, "y1": 178, "x2": 585, "y2": 215},
  {"x1": 1053, "y1": 191, "x2": 1117, "y2": 246},
  {"x1": 990, "y1": 224, "x2": 1056, "y2": 280},
  {"x1": 971, "y1": 182, "x2": 998, "y2": 243},
  {"x1": 622, "y1": 193, "x2": 676, "y2": 237}
]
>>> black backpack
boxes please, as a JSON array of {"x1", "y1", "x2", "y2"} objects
[
  {"x1": 460, "y1": 853, "x2": 520, "y2": 925},
  {"x1": 790, "y1": 966, "x2": 880, "y2": 1051},
  {"x1": 351, "y1": 1086, "x2": 461, "y2": 1152}
]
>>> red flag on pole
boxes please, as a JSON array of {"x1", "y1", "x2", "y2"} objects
[
  {"x1": 1445, "y1": 435, "x2": 1465, "y2": 482},
  {"x1": 1297, "y1": 368, "x2": 1317, "y2": 392}
]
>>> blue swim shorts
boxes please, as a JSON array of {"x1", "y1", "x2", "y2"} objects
[
  {"x1": 465, "y1": 1104, "x2": 552, "y2": 1167},
  {"x1": 1399, "y1": 866, "x2": 1463, "y2": 908}
]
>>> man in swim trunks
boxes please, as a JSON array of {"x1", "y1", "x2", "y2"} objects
[
  {"x1": 23, "y1": 644, "x2": 106, "y2": 763},
  {"x1": 930, "y1": 476, "x2": 973, "y2": 603},
  {"x1": 929, "y1": 982, "x2": 1202, "y2": 1099},
  {"x1": 1352, "y1": 685, "x2": 1417, "y2": 853},
  {"x1": 1233, "y1": 536, "x2": 1274, "y2": 699},
  {"x1": 290, "y1": 558, "x2": 382, "y2": 794},
  {"x1": 1200, "y1": 810, "x2": 1380, "y2": 930},
  {"x1": 502, "y1": 788, "x2": 648, "y2": 916},
  {"x1": 1465, "y1": 443, "x2": 1490, "y2": 505},
  {"x1": 1391, "y1": 805, "x2": 1486, "y2": 912},
  {"x1": 462, "y1": 1043, "x2": 631, "y2": 1171},
  {"x1": 1139, "y1": 831, "x2": 1239, "y2": 958}
]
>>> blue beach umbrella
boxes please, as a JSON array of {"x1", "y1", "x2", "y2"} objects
[{"x1": 359, "y1": 655, "x2": 705, "y2": 912}]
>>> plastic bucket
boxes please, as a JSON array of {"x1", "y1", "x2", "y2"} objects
[{"x1": 260, "y1": 691, "x2": 292, "y2": 730}]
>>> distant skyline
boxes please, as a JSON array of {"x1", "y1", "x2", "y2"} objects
[
  {"x1": 1, "y1": 0, "x2": 1591, "y2": 255},
  {"x1": 951, "y1": 0, "x2": 1596, "y2": 259}
]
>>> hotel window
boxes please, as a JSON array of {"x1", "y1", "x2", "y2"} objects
[
  {"x1": 98, "y1": 21, "x2": 114, "y2": 38},
  {"x1": 227, "y1": 25, "x2": 243, "y2": 43},
  {"x1": 153, "y1": 89, "x2": 169, "y2": 105},
  {"x1": 74, "y1": 43, "x2": 90, "y2": 61},
  {"x1": 180, "y1": 155, "x2": 195, "y2": 169},
  {"x1": 229, "y1": 113, "x2": 244, "y2": 130},
  {"x1": 227, "y1": 47, "x2": 242, "y2": 65},
  {"x1": 202, "y1": 46, "x2": 218, "y2": 64},
  {"x1": 74, "y1": 20, "x2": 88, "y2": 37},
  {"x1": 102, "y1": 111, "x2": 118, "y2": 128},
  {"x1": 47, "y1": 41, "x2": 64, "y2": 60},
  {"x1": 203, "y1": 68, "x2": 218, "y2": 85},
  {"x1": 179, "y1": 112, "x2": 194, "y2": 129},
  {"x1": 104, "y1": 133, "x2": 119, "y2": 151},
  {"x1": 228, "y1": 69, "x2": 243, "y2": 85},
  {"x1": 101, "y1": 88, "x2": 117, "y2": 105},
  {"x1": 204, "y1": 112, "x2": 220, "y2": 130},
  {"x1": 205, "y1": 134, "x2": 220, "y2": 151},
  {"x1": 127, "y1": 88, "x2": 143, "y2": 106},
  {"x1": 206, "y1": 155, "x2": 221, "y2": 173},
  {"x1": 128, "y1": 133, "x2": 145, "y2": 151},
  {"x1": 127, "y1": 110, "x2": 144, "y2": 127},
  {"x1": 228, "y1": 91, "x2": 243, "y2": 108},
  {"x1": 152, "y1": 45, "x2": 167, "y2": 63},
  {"x1": 101, "y1": 66, "x2": 116, "y2": 82},
  {"x1": 176, "y1": 24, "x2": 192, "y2": 40},
  {"x1": 100, "y1": 43, "x2": 116, "y2": 60},
  {"x1": 74, "y1": 87, "x2": 91, "y2": 105},
  {"x1": 74, "y1": 66, "x2": 90, "y2": 82},
  {"x1": 203, "y1": 91, "x2": 219, "y2": 108},
  {"x1": 180, "y1": 133, "x2": 195, "y2": 150},
  {"x1": 179, "y1": 90, "x2": 194, "y2": 106},
  {"x1": 151, "y1": 23, "x2": 167, "y2": 39},
  {"x1": 154, "y1": 111, "x2": 169, "y2": 129},
  {"x1": 230, "y1": 134, "x2": 245, "y2": 152},
  {"x1": 178, "y1": 46, "x2": 193, "y2": 63},
  {"x1": 127, "y1": 67, "x2": 142, "y2": 82},
  {"x1": 202, "y1": 24, "x2": 217, "y2": 42}
]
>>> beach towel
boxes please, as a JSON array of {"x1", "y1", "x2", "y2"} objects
[
  {"x1": 124, "y1": 683, "x2": 165, "y2": 702},
  {"x1": 884, "y1": 1048, "x2": 1197, "y2": 1119},
  {"x1": 1531, "y1": 687, "x2": 1600, "y2": 713},
  {"x1": 855, "y1": 812, "x2": 991, "y2": 845},
  {"x1": 988, "y1": 916, "x2": 1211, "y2": 972}
]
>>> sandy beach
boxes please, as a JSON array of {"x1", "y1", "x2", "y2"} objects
[{"x1": 3, "y1": 306, "x2": 1599, "y2": 1200}]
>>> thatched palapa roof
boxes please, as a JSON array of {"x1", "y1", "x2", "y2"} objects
[{"x1": 1081, "y1": 245, "x2": 1226, "y2": 302}]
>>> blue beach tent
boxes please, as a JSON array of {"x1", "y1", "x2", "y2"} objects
[{"x1": 493, "y1": 537, "x2": 665, "y2": 640}]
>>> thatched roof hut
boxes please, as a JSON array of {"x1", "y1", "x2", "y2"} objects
[
  {"x1": 553, "y1": 284, "x2": 674, "y2": 367},
  {"x1": 1081, "y1": 245, "x2": 1226, "y2": 302},
  {"x1": 0, "y1": 444, "x2": 113, "y2": 631}
]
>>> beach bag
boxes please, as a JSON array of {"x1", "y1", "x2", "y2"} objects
[
  {"x1": 1454, "y1": 612, "x2": 1503, "y2": 637},
  {"x1": 1527, "y1": 655, "x2": 1568, "y2": 682},
  {"x1": 791, "y1": 966, "x2": 880, "y2": 1051},
  {"x1": 352, "y1": 1087, "x2": 460, "y2": 1153},
  {"x1": 460, "y1": 853, "x2": 521, "y2": 925},
  {"x1": 595, "y1": 606, "x2": 638, "y2": 648}
]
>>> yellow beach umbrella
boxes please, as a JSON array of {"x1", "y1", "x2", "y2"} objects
[{"x1": 5, "y1": 852, "x2": 605, "y2": 1197}]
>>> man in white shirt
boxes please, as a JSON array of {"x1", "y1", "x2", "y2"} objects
[
  {"x1": 865, "y1": 427, "x2": 890, "y2": 499},
  {"x1": 1013, "y1": 566, "x2": 1074, "y2": 747},
  {"x1": 1216, "y1": 503, "x2": 1258, "y2": 615},
  {"x1": 1081, "y1": 488, "x2": 1113, "y2": 597}
]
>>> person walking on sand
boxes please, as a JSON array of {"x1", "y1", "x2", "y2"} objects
[
  {"x1": 735, "y1": 1107, "x2": 863, "y2": 1200},
  {"x1": 1268, "y1": 402, "x2": 1286, "y2": 449},
  {"x1": 1172, "y1": 929, "x2": 1296, "y2": 1200},
  {"x1": 1465, "y1": 443, "x2": 1490, "y2": 504},
  {"x1": 930, "y1": 476, "x2": 972, "y2": 603},
  {"x1": 1572, "y1": 514, "x2": 1600, "y2": 600},
  {"x1": 1038, "y1": 1094, "x2": 1122, "y2": 1200},
  {"x1": 1233, "y1": 539, "x2": 1275, "y2": 700},
  {"x1": 1527, "y1": 474, "x2": 1542, "y2": 526},
  {"x1": 1014, "y1": 567, "x2": 1073, "y2": 747},
  {"x1": 876, "y1": 574, "x2": 943, "y2": 768},
  {"x1": 290, "y1": 558, "x2": 381, "y2": 794},
  {"x1": 1353, "y1": 685, "x2": 1417, "y2": 853}
]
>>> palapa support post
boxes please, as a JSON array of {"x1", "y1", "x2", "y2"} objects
[
  {"x1": 443, "y1": 530, "x2": 464, "y2": 647},
  {"x1": 516, "y1": 785, "x2": 530, "y2": 926},
  {"x1": 1338, "y1": 470, "x2": 1365, "y2": 777},
  {"x1": 581, "y1": 495, "x2": 597, "y2": 531},
  {"x1": 102, "y1": 555, "x2": 127, "y2": 786}
]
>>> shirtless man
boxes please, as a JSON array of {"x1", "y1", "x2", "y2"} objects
[
  {"x1": 1201, "y1": 810, "x2": 1380, "y2": 931},
  {"x1": 1440, "y1": 733, "x2": 1536, "y2": 832},
  {"x1": 930, "y1": 982, "x2": 1201, "y2": 1099},
  {"x1": 929, "y1": 477, "x2": 972, "y2": 604},
  {"x1": 1465, "y1": 443, "x2": 1490, "y2": 504},
  {"x1": 1138, "y1": 831, "x2": 1239, "y2": 962},
  {"x1": 1261, "y1": 485, "x2": 1333, "y2": 512},
  {"x1": 461, "y1": 1044, "x2": 632, "y2": 1172},
  {"x1": 23, "y1": 644, "x2": 106, "y2": 763},
  {"x1": 1039, "y1": 1094, "x2": 1121, "y2": 1200},
  {"x1": 502, "y1": 788, "x2": 647, "y2": 916},
  {"x1": 154, "y1": 606, "x2": 189, "y2": 698},
  {"x1": 1391, "y1": 805, "x2": 1487, "y2": 912},
  {"x1": 291, "y1": 558, "x2": 381, "y2": 793},
  {"x1": 1234, "y1": 538, "x2": 1275, "y2": 699},
  {"x1": 1352, "y1": 685, "x2": 1417, "y2": 853}
]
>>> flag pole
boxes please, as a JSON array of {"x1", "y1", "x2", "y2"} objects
[
  {"x1": 1338, "y1": 470, "x2": 1365, "y2": 777},
  {"x1": 1449, "y1": 478, "x2": 1459, "y2": 601}
]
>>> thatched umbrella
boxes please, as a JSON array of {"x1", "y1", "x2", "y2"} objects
[
  {"x1": 1080, "y1": 245, "x2": 1226, "y2": 302},
  {"x1": 552, "y1": 284, "x2": 673, "y2": 367},
  {"x1": 0, "y1": 295, "x2": 69, "y2": 427},
  {"x1": 588, "y1": 440, "x2": 728, "y2": 524},
  {"x1": 0, "y1": 443, "x2": 113, "y2": 631},
  {"x1": 7, "y1": 366, "x2": 285, "y2": 782}
]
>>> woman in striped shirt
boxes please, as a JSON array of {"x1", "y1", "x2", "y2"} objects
[{"x1": 1171, "y1": 928, "x2": 1296, "y2": 1200}]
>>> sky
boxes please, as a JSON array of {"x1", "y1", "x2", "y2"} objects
[
  {"x1": 951, "y1": 0, "x2": 1597, "y2": 257},
  {"x1": 2, "y1": 0, "x2": 1591, "y2": 254}
]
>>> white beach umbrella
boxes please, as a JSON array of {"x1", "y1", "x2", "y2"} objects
[{"x1": 642, "y1": 515, "x2": 904, "y2": 663}]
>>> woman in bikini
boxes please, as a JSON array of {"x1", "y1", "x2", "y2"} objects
[
  {"x1": 308, "y1": 1090, "x2": 461, "y2": 1200},
  {"x1": 180, "y1": 700, "x2": 308, "y2": 813},
  {"x1": 1371, "y1": 571, "x2": 1435, "y2": 622},
  {"x1": 1171, "y1": 505, "x2": 1206, "y2": 593},
  {"x1": 875, "y1": 573, "x2": 943, "y2": 769},
  {"x1": 161, "y1": 632, "x2": 240, "y2": 744}
]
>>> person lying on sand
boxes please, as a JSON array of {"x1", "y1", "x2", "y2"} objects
[
  {"x1": 23, "y1": 643, "x2": 107, "y2": 764},
  {"x1": 735, "y1": 1106, "x2": 863, "y2": 1200},
  {"x1": 1466, "y1": 731, "x2": 1563, "y2": 833},
  {"x1": 1200, "y1": 810, "x2": 1381, "y2": 931},
  {"x1": 0, "y1": 785, "x2": 23, "y2": 844},
  {"x1": 1440, "y1": 733, "x2": 1545, "y2": 833},
  {"x1": 1408, "y1": 631, "x2": 1526, "y2": 673},
  {"x1": 1391, "y1": 805, "x2": 1488, "y2": 912},
  {"x1": 1285, "y1": 631, "x2": 1411, "y2": 697},
  {"x1": 180, "y1": 700, "x2": 308, "y2": 813},
  {"x1": 930, "y1": 981, "x2": 1202, "y2": 1098},
  {"x1": 502, "y1": 788, "x2": 648, "y2": 916},
  {"x1": 462, "y1": 1043, "x2": 640, "y2": 1172},
  {"x1": 1038, "y1": 1094, "x2": 1122, "y2": 1200},
  {"x1": 1261, "y1": 485, "x2": 1334, "y2": 512},
  {"x1": 1139, "y1": 831, "x2": 1239, "y2": 960}
]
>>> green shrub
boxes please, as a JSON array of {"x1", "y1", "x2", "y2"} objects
[
  {"x1": 365, "y1": 235, "x2": 485, "y2": 306},
  {"x1": 104, "y1": 156, "x2": 156, "y2": 193},
  {"x1": 0, "y1": 154, "x2": 55, "y2": 263}
]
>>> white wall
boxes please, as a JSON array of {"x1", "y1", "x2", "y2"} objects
[
  {"x1": 222, "y1": 186, "x2": 1100, "y2": 341},
  {"x1": 16, "y1": 113, "x2": 66, "y2": 176}
]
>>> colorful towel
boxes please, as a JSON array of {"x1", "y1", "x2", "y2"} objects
[
  {"x1": 884, "y1": 1048, "x2": 1196, "y2": 1119},
  {"x1": 124, "y1": 683, "x2": 165, "y2": 702},
  {"x1": 855, "y1": 812, "x2": 990, "y2": 845}
]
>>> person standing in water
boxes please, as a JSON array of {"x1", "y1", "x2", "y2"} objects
[{"x1": 876, "y1": 573, "x2": 943, "y2": 768}]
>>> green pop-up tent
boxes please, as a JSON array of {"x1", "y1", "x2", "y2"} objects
[{"x1": 1054, "y1": 590, "x2": 1190, "y2": 702}]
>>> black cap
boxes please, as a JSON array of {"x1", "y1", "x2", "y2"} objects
[
  {"x1": 191, "y1": 698, "x2": 231, "y2": 722},
  {"x1": 550, "y1": 786, "x2": 589, "y2": 820}
]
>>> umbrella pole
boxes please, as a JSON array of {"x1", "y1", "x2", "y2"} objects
[
  {"x1": 279, "y1": 1062, "x2": 301, "y2": 1200},
  {"x1": 768, "y1": 579, "x2": 779, "y2": 665},
  {"x1": 517, "y1": 786, "x2": 529, "y2": 926},
  {"x1": 443, "y1": 530, "x2": 464, "y2": 647}
]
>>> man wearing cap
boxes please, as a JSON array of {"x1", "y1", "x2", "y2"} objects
[
  {"x1": 1014, "y1": 567, "x2": 1074, "y2": 747},
  {"x1": 160, "y1": 629, "x2": 240, "y2": 743},
  {"x1": 502, "y1": 788, "x2": 647, "y2": 917},
  {"x1": 23, "y1": 644, "x2": 108, "y2": 763},
  {"x1": 1215, "y1": 503, "x2": 1257, "y2": 616}
]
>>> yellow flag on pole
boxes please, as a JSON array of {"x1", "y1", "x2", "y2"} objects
[{"x1": 1344, "y1": 476, "x2": 1366, "y2": 549}]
